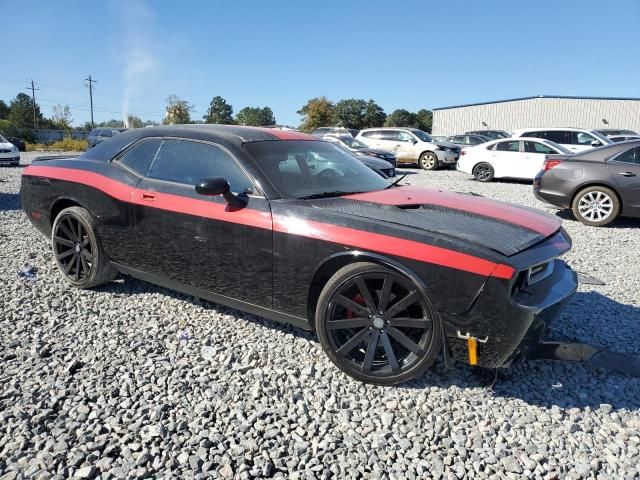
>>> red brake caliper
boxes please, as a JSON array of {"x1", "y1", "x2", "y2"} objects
[{"x1": 346, "y1": 294, "x2": 365, "y2": 319}]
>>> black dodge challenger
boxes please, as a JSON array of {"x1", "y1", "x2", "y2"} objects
[{"x1": 21, "y1": 125, "x2": 578, "y2": 385}]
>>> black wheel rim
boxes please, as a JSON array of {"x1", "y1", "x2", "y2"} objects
[
  {"x1": 475, "y1": 165, "x2": 491, "y2": 180},
  {"x1": 325, "y1": 272, "x2": 434, "y2": 378},
  {"x1": 53, "y1": 214, "x2": 93, "y2": 282}
]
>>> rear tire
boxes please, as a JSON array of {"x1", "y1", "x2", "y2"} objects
[
  {"x1": 316, "y1": 262, "x2": 441, "y2": 385},
  {"x1": 571, "y1": 186, "x2": 620, "y2": 226},
  {"x1": 473, "y1": 163, "x2": 494, "y2": 182},
  {"x1": 52, "y1": 206, "x2": 117, "y2": 288},
  {"x1": 419, "y1": 152, "x2": 438, "y2": 170}
]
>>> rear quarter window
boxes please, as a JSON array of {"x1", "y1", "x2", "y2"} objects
[{"x1": 117, "y1": 138, "x2": 163, "y2": 176}]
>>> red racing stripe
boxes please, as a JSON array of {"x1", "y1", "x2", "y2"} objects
[
  {"x1": 23, "y1": 165, "x2": 515, "y2": 279},
  {"x1": 255, "y1": 128, "x2": 318, "y2": 141},
  {"x1": 272, "y1": 216, "x2": 515, "y2": 279},
  {"x1": 345, "y1": 186, "x2": 560, "y2": 236},
  {"x1": 23, "y1": 165, "x2": 272, "y2": 230}
]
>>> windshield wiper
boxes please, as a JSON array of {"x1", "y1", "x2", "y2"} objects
[
  {"x1": 299, "y1": 191, "x2": 363, "y2": 200},
  {"x1": 384, "y1": 174, "x2": 407, "y2": 189}
]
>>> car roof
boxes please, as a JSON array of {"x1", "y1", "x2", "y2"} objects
[
  {"x1": 512, "y1": 127, "x2": 594, "y2": 133},
  {"x1": 83, "y1": 125, "x2": 319, "y2": 162}
]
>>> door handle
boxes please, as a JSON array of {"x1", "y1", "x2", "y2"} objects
[
  {"x1": 618, "y1": 172, "x2": 637, "y2": 177},
  {"x1": 141, "y1": 192, "x2": 157, "y2": 201}
]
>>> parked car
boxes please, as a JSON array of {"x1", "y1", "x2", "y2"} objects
[
  {"x1": 457, "y1": 137, "x2": 571, "y2": 182},
  {"x1": 595, "y1": 129, "x2": 638, "y2": 138},
  {"x1": 323, "y1": 134, "x2": 397, "y2": 165},
  {"x1": 609, "y1": 135, "x2": 640, "y2": 143},
  {"x1": 511, "y1": 128, "x2": 612, "y2": 153},
  {"x1": 7, "y1": 136, "x2": 26, "y2": 152},
  {"x1": 357, "y1": 128, "x2": 460, "y2": 170},
  {"x1": 465, "y1": 130, "x2": 510, "y2": 140},
  {"x1": 447, "y1": 134, "x2": 492, "y2": 149},
  {"x1": 321, "y1": 139, "x2": 395, "y2": 177},
  {"x1": 311, "y1": 127, "x2": 358, "y2": 138},
  {"x1": 534, "y1": 140, "x2": 640, "y2": 226},
  {"x1": 88, "y1": 128, "x2": 123, "y2": 147},
  {"x1": 0, "y1": 134, "x2": 20, "y2": 166},
  {"x1": 21, "y1": 125, "x2": 577, "y2": 385}
]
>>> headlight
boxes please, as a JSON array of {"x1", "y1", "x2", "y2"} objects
[{"x1": 12, "y1": 146, "x2": 18, "y2": 152}]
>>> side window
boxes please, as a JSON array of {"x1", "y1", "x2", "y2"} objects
[
  {"x1": 118, "y1": 138, "x2": 162, "y2": 176},
  {"x1": 535, "y1": 131, "x2": 566, "y2": 144},
  {"x1": 378, "y1": 131, "x2": 397, "y2": 141},
  {"x1": 90, "y1": 129, "x2": 100, "y2": 136},
  {"x1": 524, "y1": 141, "x2": 554, "y2": 154},
  {"x1": 523, "y1": 131, "x2": 542, "y2": 139},
  {"x1": 452, "y1": 136, "x2": 465, "y2": 143},
  {"x1": 361, "y1": 131, "x2": 376, "y2": 138},
  {"x1": 397, "y1": 131, "x2": 415, "y2": 142},
  {"x1": 496, "y1": 141, "x2": 520, "y2": 152},
  {"x1": 148, "y1": 139, "x2": 253, "y2": 193},
  {"x1": 468, "y1": 136, "x2": 482, "y2": 145},
  {"x1": 102, "y1": 130, "x2": 113, "y2": 138},
  {"x1": 571, "y1": 132, "x2": 596, "y2": 145},
  {"x1": 611, "y1": 147, "x2": 640, "y2": 165}
]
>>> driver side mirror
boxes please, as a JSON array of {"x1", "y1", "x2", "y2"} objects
[
  {"x1": 411, "y1": 139, "x2": 418, "y2": 145},
  {"x1": 591, "y1": 140, "x2": 601, "y2": 147},
  {"x1": 195, "y1": 177, "x2": 247, "y2": 208}
]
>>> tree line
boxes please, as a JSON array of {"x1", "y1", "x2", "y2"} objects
[{"x1": 0, "y1": 90, "x2": 433, "y2": 140}]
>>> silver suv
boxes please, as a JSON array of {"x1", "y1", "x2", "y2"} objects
[
  {"x1": 356, "y1": 128, "x2": 460, "y2": 170},
  {"x1": 88, "y1": 128, "x2": 123, "y2": 148}
]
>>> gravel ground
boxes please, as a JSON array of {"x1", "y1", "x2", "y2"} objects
[{"x1": 1, "y1": 152, "x2": 639, "y2": 480}]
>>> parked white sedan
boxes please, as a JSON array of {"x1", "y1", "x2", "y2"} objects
[{"x1": 457, "y1": 137, "x2": 571, "y2": 182}]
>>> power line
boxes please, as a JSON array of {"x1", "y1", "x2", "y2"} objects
[
  {"x1": 26, "y1": 79, "x2": 40, "y2": 129},
  {"x1": 85, "y1": 75, "x2": 97, "y2": 129}
]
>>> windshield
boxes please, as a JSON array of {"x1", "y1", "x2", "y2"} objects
[
  {"x1": 339, "y1": 136, "x2": 368, "y2": 149},
  {"x1": 590, "y1": 130, "x2": 612, "y2": 144},
  {"x1": 412, "y1": 130, "x2": 433, "y2": 142},
  {"x1": 244, "y1": 140, "x2": 389, "y2": 199}
]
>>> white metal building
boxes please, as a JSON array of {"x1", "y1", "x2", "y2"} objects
[{"x1": 432, "y1": 95, "x2": 640, "y2": 136}]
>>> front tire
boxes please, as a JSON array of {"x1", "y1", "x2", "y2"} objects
[
  {"x1": 473, "y1": 162, "x2": 494, "y2": 182},
  {"x1": 316, "y1": 262, "x2": 441, "y2": 385},
  {"x1": 419, "y1": 152, "x2": 438, "y2": 170},
  {"x1": 571, "y1": 186, "x2": 620, "y2": 226},
  {"x1": 52, "y1": 206, "x2": 117, "y2": 288}
]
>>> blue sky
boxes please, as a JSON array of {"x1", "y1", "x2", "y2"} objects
[{"x1": 2, "y1": 0, "x2": 639, "y2": 127}]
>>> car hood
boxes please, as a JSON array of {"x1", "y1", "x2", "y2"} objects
[
  {"x1": 355, "y1": 147, "x2": 394, "y2": 157},
  {"x1": 311, "y1": 186, "x2": 562, "y2": 256},
  {"x1": 0, "y1": 142, "x2": 15, "y2": 149},
  {"x1": 358, "y1": 155, "x2": 393, "y2": 169}
]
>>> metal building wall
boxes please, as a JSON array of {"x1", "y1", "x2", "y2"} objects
[{"x1": 432, "y1": 97, "x2": 640, "y2": 135}]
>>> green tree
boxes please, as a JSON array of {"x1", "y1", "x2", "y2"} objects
[
  {"x1": 334, "y1": 98, "x2": 368, "y2": 130},
  {"x1": 363, "y1": 100, "x2": 386, "y2": 128},
  {"x1": 204, "y1": 96, "x2": 235, "y2": 124},
  {"x1": 384, "y1": 109, "x2": 418, "y2": 128},
  {"x1": 416, "y1": 109, "x2": 433, "y2": 133},
  {"x1": 235, "y1": 106, "x2": 276, "y2": 126},
  {"x1": 9, "y1": 93, "x2": 44, "y2": 128},
  {"x1": 0, "y1": 100, "x2": 9, "y2": 120},
  {"x1": 163, "y1": 95, "x2": 193, "y2": 125},
  {"x1": 297, "y1": 97, "x2": 336, "y2": 132},
  {"x1": 51, "y1": 104, "x2": 73, "y2": 131}
]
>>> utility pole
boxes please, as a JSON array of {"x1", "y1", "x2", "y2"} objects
[
  {"x1": 85, "y1": 75, "x2": 97, "y2": 129},
  {"x1": 26, "y1": 79, "x2": 40, "y2": 129}
]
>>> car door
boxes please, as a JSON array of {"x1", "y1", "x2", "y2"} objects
[
  {"x1": 522, "y1": 141, "x2": 556, "y2": 179},
  {"x1": 393, "y1": 131, "x2": 419, "y2": 162},
  {"x1": 490, "y1": 140, "x2": 521, "y2": 177},
  {"x1": 607, "y1": 145, "x2": 640, "y2": 213},
  {"x1": 132, "y1": 138, "x2": 273, "y2": 306}
]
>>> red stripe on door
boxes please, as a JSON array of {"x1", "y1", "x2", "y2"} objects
[
  {"x1": 345, "y1": 186, "x2": 560, "y2": 236},
  {"x1": 23, "y1": 165, "x2": 516, "y2": 279}
]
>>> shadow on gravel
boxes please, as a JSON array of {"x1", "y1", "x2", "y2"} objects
[
  {"x1": 0, "y1": 192, "x2": 21, "y2": 211},
  {"x1": 555, "y1": 208, "x2": 640, "y2": 228},
  {"x1": 97, "y1": 277, "x2": 639, "y2": 411}
]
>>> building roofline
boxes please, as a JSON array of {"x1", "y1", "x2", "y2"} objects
[{"x1": 433, "y1": 95, "x2": 640, "y2": 111}]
